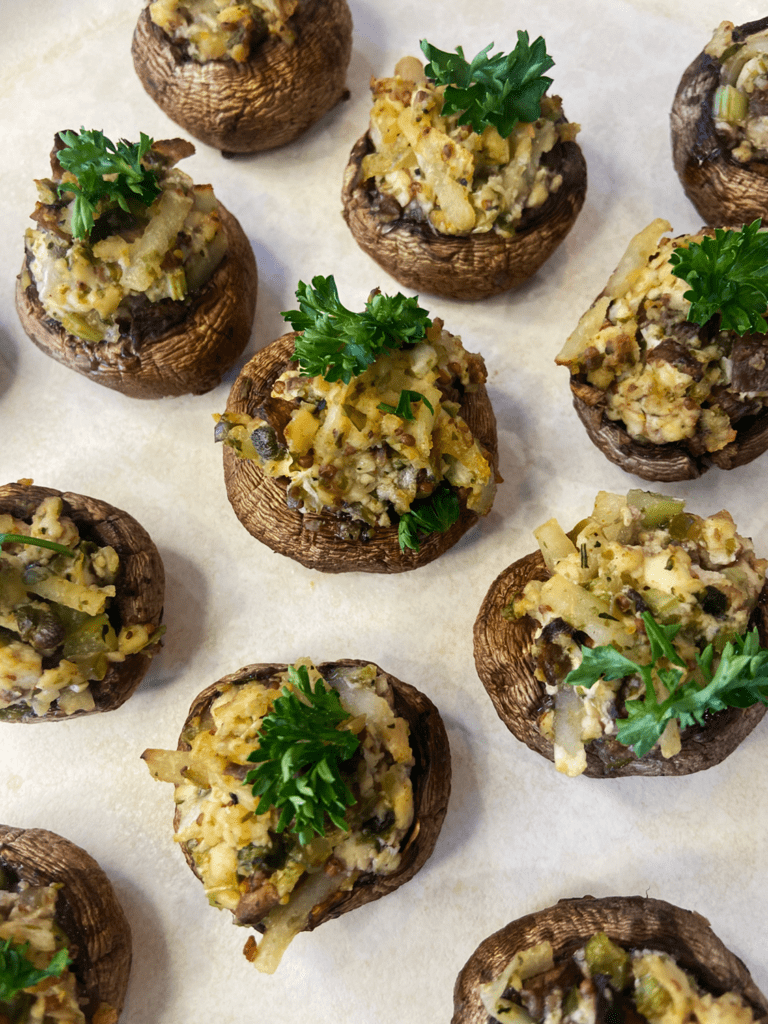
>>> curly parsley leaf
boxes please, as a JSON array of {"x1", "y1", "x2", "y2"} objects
[
  {"x1": 282, "y1": 276, "x2": 432, "y2": 384},
  {"x1": 668, "y1": 220, "x2": 768, "y2": 335},
  {"x1": 420, "y1": 32, "x2": 554, "y2": 137},
  {"x1": 56, "y1": 128, "x2": 161, "y2": 240},
  {"x1": 245, "y1": 664, "x2": 361, "y2": 846},
  {"x1": 563, "y1": 611, "x2": 768, "y2": 758},
  {"x1": 377, "y1": 390, "x2": 434, "y2": 421},
  {"x1": 0, "y1": 939, "x2": 70, "y2": 1002},
  {"x1": 398, "y1": 482, "x2": 461, "y2": 552}
]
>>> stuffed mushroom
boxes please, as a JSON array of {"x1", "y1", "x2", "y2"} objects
[
  {"x1": 341, "y1": 33, "x2": 586, "y2": 300},
  {"x1": 0, "y1": 824, "x2": 132, "y2": 1024},
  {"x1": 131, "y1": 0, "x2": 353, "y2": 155},
  {"x1": 215, "y1": 276, "x2": 498, "y2": 572},
  {"x1": 473, "y1": 489, "x2": 768, "y2": 778},
  {"x1": 671, "y1": 17, "x2": 768, "y2": 225},
  {"x1": 0, "y1": 482, "x2": 164, "y2": 722},
  {"x1": 142, "y1": 657, "x2": 450, "y2": 973},
  {"x1": 452, "y1": 895, "x2": 768, "y2": 1024},
  {"x1": 557, "y1": 218, "x2": 768, "y2": 480},
  {"x1": 15, "y1": 130, "x2": 257, "y2": 399}
]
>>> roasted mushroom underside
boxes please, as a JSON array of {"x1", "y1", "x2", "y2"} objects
[
  {"x1": 452, "y1": 895, "x2": 768, "y2": 1024},
  {"x1": 173, "y1": 660, "x2": 451, "y2": 933},
  {"x1": 473, "y1": 550, "x2": 768, "y2": 777},
  {"x1": 222, "y1": 332, "x2": 499, "y2": 573},
  {"x1": 15, "y1": 204, "x2": 257, "y2": 399},
  {"x1": 131, "y1": 0, "x2": 353, "y2": 154},
  {"x1": 0, "y1": 824, "x2": 132, "y2": 1022},
  {"x1": 671, "y1": 16, "x2": 768, "y2": 225},
  {"x1": 341, "y1": 130, "x2": 587, "y2": 300},
  {"x1": 0, "y1": 482, "x2": 165, "y2": 722}
]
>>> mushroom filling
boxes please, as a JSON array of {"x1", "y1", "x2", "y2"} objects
[
  {"x1": 556, "y1": 220, "x2": 768, "y2": 453},
  {"x1": 148, "y1": 0, "x2": 299, "y2": 59},
  {"x1": 0, "y1": 876, "x2": 85, "y2": 1024},
  {"x1": 23, "y1": 139, "x2": 228, "y2": 348},
  {"x1": 479, "y1": 932, "x2": 760, "y2": 1024},
  {"x1": 143, "y1": 660, "x2": 415, "y2": 973},
  {"x1": 215, "y1": 318, "x2": 495, "y2": 531},
  {"x1": 0, "y1": 496, "x2": 162, "y2": 719},
  {"x1": 706, "y1": 21, "x2": 768, "y2": 164},
  {"x1": 508, "y1": 490, "x2": 766, "y2": 776},
  {"x1": 359, "y1": 59, "x2": 579, "y2": 237}
]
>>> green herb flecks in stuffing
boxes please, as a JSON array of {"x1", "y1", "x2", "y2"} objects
[{"x1": 377, "y1": 390, "x2": 434, "y2": 421}]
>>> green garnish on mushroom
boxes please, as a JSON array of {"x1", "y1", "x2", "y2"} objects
[
  {"x1": 56, "y1": 128, "x2": 161, "y2": 240},
  {"x1": 420, "y1": 32, "x2": 555, "y2": 138}
]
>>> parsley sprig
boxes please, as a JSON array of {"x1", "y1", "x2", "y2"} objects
[
  {"x1": 282, "y1": 276, "x2": 432, "y2": 384},
  {"x1": 56, "y1": 128, "x2": 161, "y2": 240},
  {"x1": 377, "y1": 390, "x2": 434, "y2": 421},
  {"x1": 420, "y1": 32, "x2": 554, "y2": 138},
  {"x1": 0, "y1": 533, "x2": 77, "y2": 558},
  {"x1": 398, "y1": 482, "x2": 460, "y2": 552},
  {"x1": 245, "y1": 664, "x2": 361, "y2": 846},
  {"x1": 0, "y1": 938, "x2": 70, "y2": 1002},
  {"x1": 668, "y1": 220, "x2": 768, "y2": 335},
  {"x1": 563, "y1": 611, "x2": 768, "y2": 758}
]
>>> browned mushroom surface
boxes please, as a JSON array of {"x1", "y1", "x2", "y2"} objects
[
  {"x1": 0, "y1": 824, "x2": 132, "y2": 1023},
  {"x1": 452, "y1": 896, "x2": 768, "y2": 1024},
  {"x1": 142, "y1": 659, "x2": 450, "y2": 971},
  {"x1": 15, "y1": 135, "x2": 257, "y2": 399},
  {"x1": 0, "y1": 482, "x2": 164, "y2": 722},
  {"x1": 341, "y1": 54, "x2": 587, "y2": 302},
  {"x1": 342, "y1": 131, "x2": 586, "y2": 300},
  {"x1": 131, "y1": 0, "x2": 353, "y2": 154},
  {"x1": 219, "y1": 330, "x2": 499, "y2": 573},
  {"x1": 671, "y1": 17, "x2": 768, "y2": 225},
  {"x1": 557, "y1": 219, "x2": 768, "y2": 481},
  {"x1": 473, "y1": 491, "x2": 768, "y2": 778}
]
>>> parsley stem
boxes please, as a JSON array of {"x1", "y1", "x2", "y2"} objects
[{"x1": 0, "y1": 533, "x2": 77, "y2": 558}]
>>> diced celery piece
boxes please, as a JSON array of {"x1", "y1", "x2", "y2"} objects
[
  {"x1": 713, "y1": 84, "x2": 748, "y2": 122},
  {"x1": 584, "y1": 931, "x2": 630, "y2": 990},
  {"x1": 627, "y1": 490, "x2": 685, "y2": 529}
]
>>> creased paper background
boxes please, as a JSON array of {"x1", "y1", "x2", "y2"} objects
[{"x1": 0, "y1": 3, "x2": 766, "y2": 1022}]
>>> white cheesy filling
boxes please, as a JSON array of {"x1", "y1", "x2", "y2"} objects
[
  {"x1": 360, "y1": 59, "x2": 579, "y2": 237},
  {"x1": 557, "y1": 220, "x2": 768, "y2": 452},
  {"x1": 511, "y1": 490, "x2": 767, "y2": 776},
  {"x1": 0, "y1": 496, "x2": 160, "y2": 718},
  {"x1": 149, "y1": 0, "x2": 298, "y2": 59},
  {"x1": 144, "y1": 660, "x2": 415, "y2": 973},
  {"x1": 216, "y1": 320, "x2": 495, "y2": 530}
]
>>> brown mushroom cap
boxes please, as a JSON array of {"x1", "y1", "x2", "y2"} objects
[
  {"x1": 221, "y1": 332, "x2": 499, "y2": 573},
  {"x1": 131, "y1": 0, "x2": 353, "y2": 155},
  {"x1": 473, "y1": 550, "x2": 768, "y2": 777},
  {"x1": 172, "y1": 659, "x2": 451, "y2": 936},
  {"x1": 452, "y1": 895, "x2": 768, "y2": 1024},
  {"x1": 0, "y1": 824, "x2": 132, "y2": 1023},
  {"x1": 15, "y1": 203, "x2": 257, "y2": 399},
  {"x1": 341, "y1": 130, "x2": 587, "y2": 300},
  {"x1": 569, "y1": 379, "x2": 768, "y2": 481},
  {"x1": 671, "y1": 17, "x2": 768, "y2": 224},
  {"x1": 0, "y1": 482, "x2": 165, "y2": 722}
]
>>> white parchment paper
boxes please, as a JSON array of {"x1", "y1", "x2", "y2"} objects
[{"x1": 0, "y1": 3, "x2": 766, "y2": 1022}]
